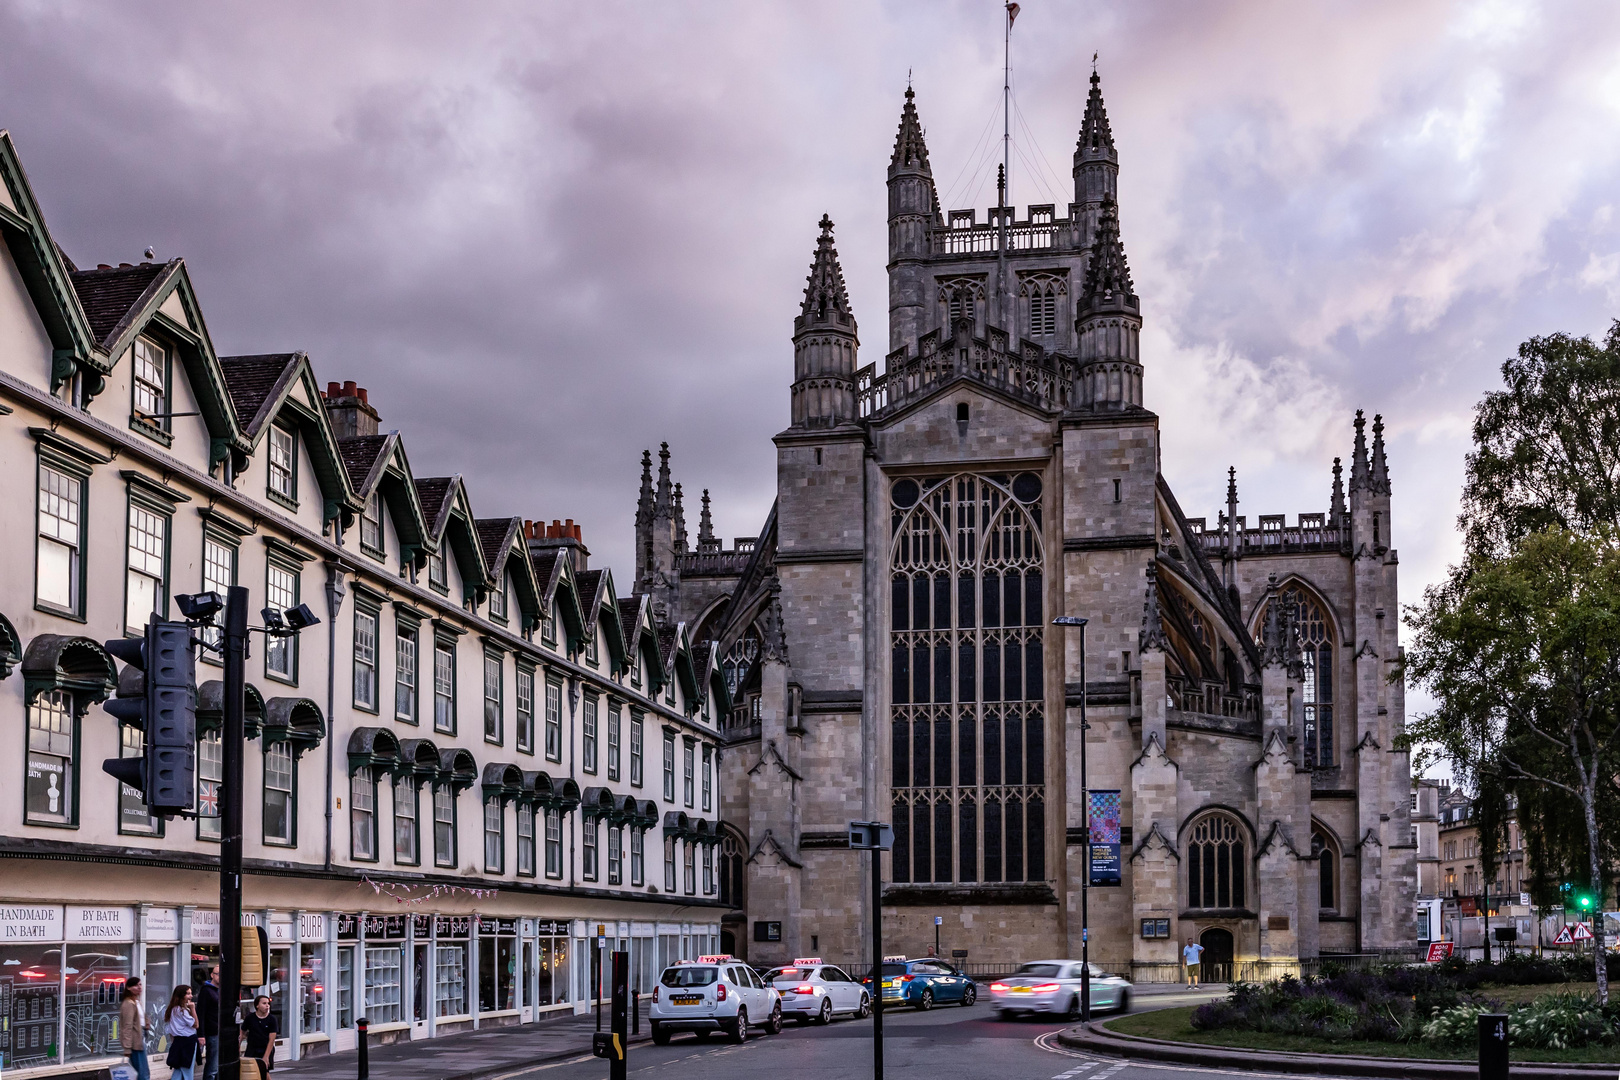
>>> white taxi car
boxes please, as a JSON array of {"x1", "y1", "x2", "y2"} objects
[
  {"x1": 763, "y1": 957, "x2": 872, "y2": 1024},
  {"x1": 650, "y1": 955, "x2": 783, "y2": 1044},
  {"x1": 988, "y1": 960, "x2": 1132, "y2": 1019}
]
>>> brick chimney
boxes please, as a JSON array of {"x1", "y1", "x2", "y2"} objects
[
  {"x1": 524, "y1": 518, "x2": 589, "y2": 571},
  {"x1": 323, "y1": 380, "x2": 380, "y2": 438}
]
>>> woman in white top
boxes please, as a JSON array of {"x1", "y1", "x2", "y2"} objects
[{"x1": 164, "y1": 985, "x2": 201, "y2": 1080}]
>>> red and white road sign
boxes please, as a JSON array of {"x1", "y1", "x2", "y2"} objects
[
  {"x1": 1572, "y1": 922, "x2": 1594, "y2": 941},
  {"x1": 1425, "y1": 942, "x2": 1454, "y2": 962},
  {"x1": 1554, "y1": 924, "x2": 1575, "y2": 944}
]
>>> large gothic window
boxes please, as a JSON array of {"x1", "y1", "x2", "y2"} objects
[
  {"x1": 721, "y1": 625, "x2": 761, "y2": 700},
  {"x1": 890, "y1": 472, "x2": 1046, "y2": 886},
  {"x1": 1187, "y1": 813, "x2": 1246, "y2": 910},
  {"x1": 1257, "y1": 585, "x2": 1337, "y2": 767}
]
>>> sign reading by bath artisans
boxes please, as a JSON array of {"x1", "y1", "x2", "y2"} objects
[
  {"x1": 0, "y1": 904, "x2": 64, "y2": 942},
  {"x1": 67, "y1": 906, "x2": 135, "y2": 941}
]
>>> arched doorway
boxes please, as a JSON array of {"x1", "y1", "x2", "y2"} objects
[{"x1": 1199, "y1": 928, "x2": 1234, "y2": 985}]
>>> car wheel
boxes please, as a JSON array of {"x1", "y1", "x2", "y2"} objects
[
  {"x1": 651, "y1": 1024, "x2": 671, "y2": 1046},
  {"x1": 815, "y1": 998, "x2": 833, "y2": 1025},
  {"x1": 918, "y1": 989, "x2": 935, "y2": 1011},
  {"x1": 1065, "y1": 994, "x2": 1081, "y2": 1021},
  {"x1": 1117, "y1": 990, "x2": 1131, "y2": 1014},
  {"x1": 728, "y1": 1007, "x2": 749, "y2": 1044},
  {"x1": 960, "y1": 984, "x2": 977, "y2": 1007},
  {"x1": 858, "y1": 994, "x2": 871, "y2": 1019},
  {"x1": 766, "y1": 1003, "x2": 783, "y2": 1035}
]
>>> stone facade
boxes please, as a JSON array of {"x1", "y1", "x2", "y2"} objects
[{"x1": 651, "y1": 75, "x2": 1418, "y2": 976}]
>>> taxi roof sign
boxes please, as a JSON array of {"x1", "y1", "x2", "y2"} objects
[
  {"x1": 697, "y1": 954, "x2": 735, "y2": 964},
  {"x1": 792, "y1": 957, "x2": 823, "y2": 966},
  {"x1": 883, "y1": 954, "x2": 908, "y2": 963}
]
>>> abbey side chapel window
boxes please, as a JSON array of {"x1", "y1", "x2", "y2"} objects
[
  {"x1": 36, "y1": 460, "x2": 84, "y2": 616},
  {"x1": 130, "y1": 336, "x2": 168, "y2": 432},
  {"x1": 889, "y1": 472, "x2": 1047, "y2": 886},
  {"x1": 267, "y1": 425, "x2": 297, "y2": 504},
  {"x1": 1312, "y1": 829, "x2": 1336, "y2": 911},
  {"x1": 1187, "y1": 813, "x2": 1246, "y2": 910},
  {"x1": 1258, "y1": 586, "x2": 1336, "y2": 767}
]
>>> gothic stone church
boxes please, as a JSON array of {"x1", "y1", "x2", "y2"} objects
[{"x1": 641, "y1": 75, "x2": 1416, "y2": 976}]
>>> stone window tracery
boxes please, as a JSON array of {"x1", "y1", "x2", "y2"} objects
[
  {"x1": 1312, "y1": 828, "x2": 1337, "y2": 911},
  {"x1": 1256, "y1": 584, "x2": 1336, "y2": 767},
  {"x1": 890, "y1": 471, "x2": 1046, "y2": 887},
  {"x1": 1187, "y1": 812, "x2": 1246, "y2": 910}
]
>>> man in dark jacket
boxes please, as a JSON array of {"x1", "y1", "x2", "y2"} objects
[{"x1": 198, "y1": 964, "x2": 221, "y2": 1080}]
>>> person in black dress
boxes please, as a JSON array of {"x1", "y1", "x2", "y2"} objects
[{"x1": 241, "y1": 995, "x2": 279, "y2": 1073}]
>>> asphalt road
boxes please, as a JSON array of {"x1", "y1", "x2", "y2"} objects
[{"x1": 489, "y1": 989, "x2": 1327, "y2": 1080}]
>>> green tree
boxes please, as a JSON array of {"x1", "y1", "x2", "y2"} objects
[
  {"x1": 1460, "y1": 320, "x2": 1620, "y2": 558},
  {"x1": 1406, "y1": 529, "x2": 1620, "y2": 1002}
]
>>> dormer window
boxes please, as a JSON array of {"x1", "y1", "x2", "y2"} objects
[
  {"x1": 541, "y1": 603, "x2": 556, "y2": 645},
  {"x1": 428, "y1": 547, "x2": 447, "y2": 591},
  {"x1": 132, "y1": 337, "x2": 168, "y2": 429},
  {"x1": 360, "y1": 491, "x2": 384, "y2": 556},
  {"x1": 585, "y1": 629, "x2": 598, "y2": 666},
  {"x1": 267, "y1": 425, "x2": 296, "y2": 503},
  {"x1": 489, "y1": 575, "x2": 507, "y2": 620}
]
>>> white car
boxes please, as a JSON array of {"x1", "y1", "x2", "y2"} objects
[
  {"x1": 650, "y1": 955, "x2": 783, "y2": 1044},
  {"x1": 764, "y1": 957, "x2": 872, "y2": 1024},
  {"x1": 989, "y1": 960, "x2": 1132, "y2": 1019}
]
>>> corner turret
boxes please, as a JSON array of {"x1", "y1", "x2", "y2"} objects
[
  {"x1": 1074, "y1": 198, "x2": 1143, "y2": 410},
  {"x1": 888, "y1": 86, "x2": 940, "y2": 353},
  {"x1": 791, "y1": 215, "x2": 860, "y2": 429}
]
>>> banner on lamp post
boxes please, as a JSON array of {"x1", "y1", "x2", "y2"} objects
[{"x1": 1088, "y1": 789, "x2": 1122, "y2": 886}]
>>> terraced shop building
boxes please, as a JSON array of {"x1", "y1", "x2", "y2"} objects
[
  {"x1": 0, "y1": 131, "x2": 729, "y2": 1077},
  {"x1": 656, "y1": 76, "x2": 1417, "y2": 978}
]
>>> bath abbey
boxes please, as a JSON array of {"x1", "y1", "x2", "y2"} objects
[{"x1": 646, "y1": 74, "x2": 1416, "y2": 977}]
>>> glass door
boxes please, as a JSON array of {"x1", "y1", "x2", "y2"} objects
[
  {"x1": 411, "y1": 944, "x2": 429, "y2": 1038},
  {"x1": 268, "y1": 947, "x2": 292, "y2": 1059}
]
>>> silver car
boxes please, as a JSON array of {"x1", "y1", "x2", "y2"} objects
[{"x1": 988, "y1": 960, "x2": 1132, "y2": 1019}]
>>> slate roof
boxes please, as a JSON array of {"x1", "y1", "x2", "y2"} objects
[
  {"x1": 219, "y1": 354, "x2": 299, "y2": 432},
  {"x1": 414, "y1": 478, "x2": 454, "y2": 532},
  {"x1": 617, "y1": 597, "x2": 644, "y2": 651},
  {"x1": 338, "y1": 435, "x2": 391, "y2": 491},
  {"x1": 530, "y1": 550, "x2": 561, "y2": 604},
  {"x1": 575, "y1": 570, "x2": 605, "y2": 629},
  {"x1": 476, "y1": 519, "x2": 517, "y2": 575},
  {"x1": 658, "y1": 626, "x2": 679, "y2": 672},
  {"x1": 68, "y1": 261, "x2": 171, "y2": 346}
]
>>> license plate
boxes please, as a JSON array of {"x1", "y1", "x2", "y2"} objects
[
  {"x1": 672, "y1": 995, "x2": 701, "y2": 1006},
  {"x1": 1012, "y1": 987, "x2": 1031, "y2": 994},
  {"x1": 882, "y1": 980, "x2": 895, "y2": 988}
]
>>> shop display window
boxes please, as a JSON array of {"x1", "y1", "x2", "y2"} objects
[
  {"x1": 434, "y1": 943, "x2": 468, "y2": 1018},
  {"x1": 364, "y1": 946, "x2": 403, "y2": 1024},
  {"x1": 64, "y1": 942, "x2": 132, "y2": 1062},
  {"x1": 0, "y1": 944, "x2": 62, "y2": 1070},
  {"x1": 299, "y1": 945, "x2": 325, "y2": 1035},
  {"x1": 335, "y1": 946, "x2": 354, "y2": 1029}
]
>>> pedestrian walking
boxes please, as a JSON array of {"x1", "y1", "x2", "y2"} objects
[
  {"x1": 165, "y1": 986, "x2": 201, "y2": 1080},
  {"x1": 119, "y1": 977, "x2": 150, "y2": 1080},
  {"x1": 241, "y1": 994, "x2": 279, "y2": 1073},
  {"x1": 198, "y1": 964, "x2": 221, "y2": 1080},
  {"x1": 1182, "y1": 937, "x2": 1205, "y2": 988}
]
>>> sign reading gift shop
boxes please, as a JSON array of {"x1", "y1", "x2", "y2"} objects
[
  {"x1": 0, "y1": 904, "x2": 64, "y2": 942},
  {"x1": 66, "y1": 906, "x2": 135, "y2": 941},
  {"x1": 1088, "y1": 789, "x2": 1123, "y2": 886}
]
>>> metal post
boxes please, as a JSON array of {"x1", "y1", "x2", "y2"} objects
[
  {"x1": 1079, "y1": 621, "x2": 1090, "y2": 1023},
  {"x1": 872, "y1": 846, "x2": 883, "y2": 1080},
  {"x1": 356, "y1": 1017, "x2": 370, "y2": 1080},
  {"x1": 610, "y1": 951, "x2": 629, "y2": 1080},
  {"x1": 220, "y1": 586, "x2": 248, "y2": 1074},
  {"x1": 934, "y1": 916, "x2": 940, "y2": 959}
]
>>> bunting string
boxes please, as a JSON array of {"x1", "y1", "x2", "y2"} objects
[{"x1": 360, "y1": 875, "x2": 499, "y2": 905}]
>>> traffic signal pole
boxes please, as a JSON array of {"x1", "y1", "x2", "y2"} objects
[{"x1": 219, "y1": 585, "x2": 249, "y2": 1076}]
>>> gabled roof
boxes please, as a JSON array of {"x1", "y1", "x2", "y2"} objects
[
  {"x1": 0, "y1": 131, "x2": 99, "y2": 375},
  {"x1": 68, "y1": 262, "x2": 171, "y2": 349},
  {"x1": 221, "y1": 351, "x2": 358, "y2": 524},
  {"x1": 416, "y1": 476, "x2": 489, "y2": 601},
  {"x1": 345, "y1": 432, "x2": 430, "y2": 566},
  {"x1": 476, "y1": 518, "x2": 519, "y2": 576},
  {"x1": 661, "y1": 622, "x2": 701, "y2": 708},
  {"x1": 691, "y1": 640, "x2": 733, "y2": 717},
  {"x1": 577, "y1": 567, "x2": 627, "y2": 672},
  {"x1": 618, "y1": 593, "x2": 668, "y2": 692},
  {"x1": 477, "y1": 517, "x2": 543, "y2": 632}
]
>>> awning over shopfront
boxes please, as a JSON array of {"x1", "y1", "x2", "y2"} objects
[
  {"x1": 21, "y1": 633, "x2": 115, "y2": 713},
  {"x1": 197, "y1": 680, "x2": 267, "y2": 731},
  {"x1": 0, "y1": 611, "x2": 21, "y2": 679}
]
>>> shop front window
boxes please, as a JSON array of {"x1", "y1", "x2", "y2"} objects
[
  {"x1": 478, "y1": 934, "x2": 517, "y2": 1013},
  {"x1": 435, "y1": 939, "x2": 468, "y2": 1018},
  {"x1": 335, "y1": 946, "x2": 354, "y2": 1029},
  {"x1": 299, "y1": 944, "x2": 325, "y2": 1034},
  {"x1": 65, "y1": 942, "x2": 133, "y2": 1062},
  {"x1": 363, "y1": 944, "x2": 402, "y2": 1024},
  {"x1": 0, "y1": 943, "x2": 62, "y2": 1069}
]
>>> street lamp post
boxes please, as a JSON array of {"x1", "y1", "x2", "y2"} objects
[{"x1": 1053, "y1": 615, "x2": 1090, "y2": 1023}]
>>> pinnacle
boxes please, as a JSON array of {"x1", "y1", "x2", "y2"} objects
[
  {"x1": 1350, "y1": 411, "x2": 1370, "y2": 491},
  {"x1": 1370, "y1": 414, "x2": 1390, "y2": 495},
  {"x1": 1077, "y1": 68, "x2": 1116, "y2": 162},
  {"x1": 890, "y1": 84, "x2": 932, "y2": 177},
  {"x1": 1079, "y1": 198, "x2": 1135, "y2": 311},
  {"x1": 800, "y1": 214, "x2": 854, "y2": 327}
]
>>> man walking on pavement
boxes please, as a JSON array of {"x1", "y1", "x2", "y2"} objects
[
  {"x1": 1183, "y1": 937, "x2": 1204, "y2": 989},
  {"x1": 199, "y1": 964, "x2": 221, "y2": 1080}
]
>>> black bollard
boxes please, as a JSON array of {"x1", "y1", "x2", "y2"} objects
[
  {"x1": 356, "y1": 1017, "x2": 370, "y2": 1080},
  {"x1": 633, "y1": 978, "x2": 640, "y2": 1034},
  {"x1": 1478, "y1": 1012, "x2": 1508, "y2": 1080},
  {"x1": 610, "y1": 951, "x2": 629, "y2": 1080}
]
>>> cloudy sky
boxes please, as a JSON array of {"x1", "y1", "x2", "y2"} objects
[{"x1": 4, "y1": 1, "x2": 1619, "y2": 667}]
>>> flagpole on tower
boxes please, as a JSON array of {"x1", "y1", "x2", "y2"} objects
[{"x1": 1000, "y1": 2, "x2": 1019, "y2": 329}]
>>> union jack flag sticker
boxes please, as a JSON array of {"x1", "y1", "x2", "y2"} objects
[{"x1": 199, "y1": 781, "x2": 220, "y2": 817}]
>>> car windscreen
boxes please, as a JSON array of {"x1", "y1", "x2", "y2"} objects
[
  {"x1": 767, "y1": 967, "x2": 809, "y2": 982},
  {"x1": 1015, "y1": 963, "x2": 1063, "y2": 978},
  {"x1": 661, "y1": 966, "x2": 718, "y2": 988}
]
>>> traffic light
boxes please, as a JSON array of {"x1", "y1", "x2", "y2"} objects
[
  {"x1": 1577, "y1": 891, "x2": 1597, "y2": 914},
  {"x1": 240, "y1": 924, "x2": 270, "y2": 987},
  {"x1": 101, "y1": 620, "x2": 197, "y2": 816}
]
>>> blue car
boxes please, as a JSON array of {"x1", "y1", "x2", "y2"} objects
[{"x1": 860, "y1": 956, "x2": 977, "y2": 1010}]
